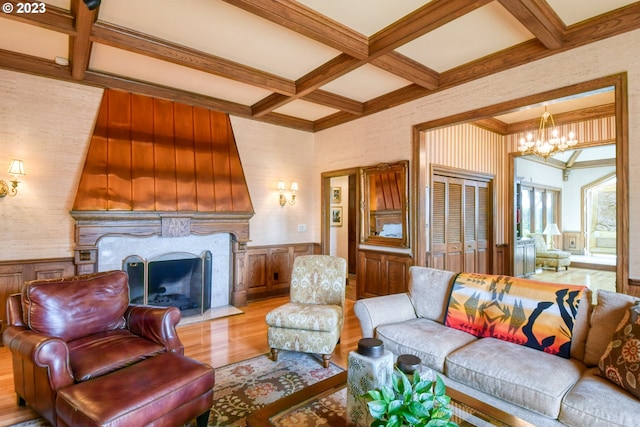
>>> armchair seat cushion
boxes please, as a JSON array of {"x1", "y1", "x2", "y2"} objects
[
  {"x1": 266, "y1": 302, "x2": 341, "y2": 332},
  {"x1": 537, "y1": 250, "x2": 571, "y2": 259},
  {"x1": 68, "y1": 330, "x2": 165, "y2": 381}
]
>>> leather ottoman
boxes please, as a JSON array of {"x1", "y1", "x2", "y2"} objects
[{"x1": 56, "y1": 352, "x2": 214, "y2": 427}]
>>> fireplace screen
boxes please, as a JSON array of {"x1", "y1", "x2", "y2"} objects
[{"x1": 124, "y1": 251, "x2": 212, "y2": 317}]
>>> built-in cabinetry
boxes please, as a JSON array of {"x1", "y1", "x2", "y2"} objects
[
  {"x1": 358, "y1": 249, "x2": 413, "y2": 298},
  {"x1": 514, "y1": 238, "x2": 536, "y2": 277},
  {"x1": 245, "y1": 243, "x2": 317, "y2": 301},
  {"x1": 0, "y1": 258, "x2": 75, "y2": 334}
]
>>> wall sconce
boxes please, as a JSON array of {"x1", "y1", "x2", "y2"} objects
[
  {"x1": 0, "y1": 159, "x2": 26, "y2": 198},
  {"x1": 278, "y1": 180, "x2": 298, "y2": 206}
]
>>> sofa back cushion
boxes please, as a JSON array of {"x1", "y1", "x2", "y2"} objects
[
  {"x1": 445, "y1": 273, "x2": 587, "y2": 358},
  {"x1": 584, "y1": 290, "x2": 640, "y2": 366},
  {"x1": 22, "y1": 270, "x2": 129, "y2": 342},
  {"x1": 408, "y1": 266, "x2": 456, "y2": 322}
]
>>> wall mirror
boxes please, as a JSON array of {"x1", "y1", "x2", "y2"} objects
[{"x1": 360, "y1": 160, "x2": 409, "y2": 248}]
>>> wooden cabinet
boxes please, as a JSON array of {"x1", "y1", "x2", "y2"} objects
[
  {"x1": 245, "y1": 243, "x2": 316, "y2": 301},
  {"x1": 514, "y1": 238, "x2": 536, "y2": 277},
  {"x1": 358, "y1": 250, "x2": 413, "y2": 298}
]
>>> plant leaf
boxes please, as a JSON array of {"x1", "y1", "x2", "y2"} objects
[
  {"x1": 434, "y1": 375, "x2": 447, "y2": 396},
  {"x1": 367, "y1": 400, "x2": 388, "y2": 419}
]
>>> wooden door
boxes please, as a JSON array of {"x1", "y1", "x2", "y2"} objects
[
  {"x1": 431, "y1": 175, "x2": 463, "y2": 272},
  {"x1": 430, "y1": 172, "x2": 492, "y2": 274}
]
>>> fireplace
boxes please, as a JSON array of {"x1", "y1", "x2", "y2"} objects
[
  {"x1": 96, "y1": 232, "x2": 233, "y2": 313},
  {"x1": 125, "y1": 252, "x2": 211, "y2": 317},
  {"x1": 69, "y1": 90, "x2": 254, "y2": 307}
]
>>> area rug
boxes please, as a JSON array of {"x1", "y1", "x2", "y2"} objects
[{"x1": 8, "y1": 351, "x2": 344, "y2": 427}]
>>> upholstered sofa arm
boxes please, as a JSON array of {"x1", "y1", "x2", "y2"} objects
[
  {"x1": 125, "y1": 305, "x2": 184, "y2": 354},
  {"x1": 353, "y1": 293, "x2": 417, "y2": 338},
  {"x1": 3, "y1": 326, "x2": 74, "y2": 390}
]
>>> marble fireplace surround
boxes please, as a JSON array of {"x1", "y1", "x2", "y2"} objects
[{"x1": 70, "y1": 211, "x2": 251, "y2": 308}]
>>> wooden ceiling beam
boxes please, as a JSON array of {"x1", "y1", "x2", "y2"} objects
[
  {"x1": 566, "y1": 150, "x2": 581, "y2": 168},
  {"x1": 220, "y1": 0, "x2": 369, "y2": 59},
  {"x1": 70, "y1": 0, "x2": 97, "y2": 80},
  {"x1": 91, "y1": 22, "x2": 296, "y2": 95},
  {"x1": 369, "y1": 0, "x2": 493, "y2": 56},
  {"x1": 0, "y1": 48, "x2": 73, "y2": 80},
  {"x1": 303, "y1": 90, "x2": 364, "y2": 115},
  {"x1": 372, "y1": 52, "x2": 440, "y2": 90},
  {"x1": 252, "y1": 53, "x2": 361, "y2": 117},
  {"x1": 497, "y1": 0, "x2": 565, "y2": 49},
  {"x1": 0, "y1": 1, "x2": 75, "y2": 35},
  {"x1": 473, "y1": 118, "x2": 510, "y2": 135},
  {"x1": 564, "y1": 2, "x2": 640, "y2": 45},
  {"x1": 82, "y1": 70, "x2": 314, "y2": 131}
]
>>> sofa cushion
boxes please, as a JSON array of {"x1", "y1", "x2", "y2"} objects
[
  {"x1": 445, "y1": 273, "x2": 586, "y2": 358},
  {"x1": 408, "y1": 266, "x2": 456, "y2": 322},
  {"x1": 68, "y1": 330, "x2": 166, "y2": 381},
  {"x1": 597, "y1": 303, "x2": 640, "y2": 398},
  {"x1": 376, "y1": 318, "x2": 476, "y2": 373},
  {"x1": 446, "y1": 338, "x2": 585, "y2": 418},
  {"x1": 584, "y1": 290, "x2": 640, "y2": 366},
  {"x1": 22, "y1": 270, "x2": 129, "y2": 342},
  {"x1": 560, "y1": 368, "x2": 640, "y2": 427}
]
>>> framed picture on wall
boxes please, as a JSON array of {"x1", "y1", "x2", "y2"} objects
[
  {"x1": 331, "y1": 187, "x2": 342, "y2": 204},
  {"x1": 330, "y1": 207, "x2": 343, "y2": 227}
]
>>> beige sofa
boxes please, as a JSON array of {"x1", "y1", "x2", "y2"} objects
[{"x1": 354, "y1": 266, "x2": 640, "y2": 427}]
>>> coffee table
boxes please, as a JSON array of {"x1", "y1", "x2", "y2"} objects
[{"x1": 246, "y1": 371, "x2": 535, "y2": 427}]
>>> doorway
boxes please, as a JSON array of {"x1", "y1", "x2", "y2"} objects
[{"x1": 321, "y1": 168, "x2": 359, "y2": 297}]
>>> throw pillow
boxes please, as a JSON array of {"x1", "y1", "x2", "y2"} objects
[
  {"x1": 584, "y1": 290, "x2": 640, "y2": 366},
  {"x1": 445, "y1": 273, "x2": 585, "y2": 358},
  {"x1": 598, "y1": 304, "x2": 640, "y2": 398}
]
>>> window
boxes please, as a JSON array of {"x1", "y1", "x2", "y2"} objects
[{"x1": 519, "y1": 183, "x2": 560, "y2": 237}]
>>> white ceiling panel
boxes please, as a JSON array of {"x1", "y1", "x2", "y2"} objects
[
  {"x1": 320, "y1": 64, "x2": 411, "y2": 102},
  {"x1": 546, "y1": 0, "x2": 637, "y2": 26},
  {"x1": 0, "y1": 20, "x2": 68, "y2": 62},
  {"x1": 295, "y1": 0, "x2": 431, "y2": 36},
  {"x1": 89, "y1": 44, "x2": 272, "y2": 105},
  {"x1": 397, "y1": 2, "x2": 533, "y2": 72},
  {"x1": 496, "y1": 88, "x2": 615, "y2": 123},
  {"x1": 98, "y1": 0, "x2": 340, "y2": 80},
  {"x1": 274, "y1": 100, "x2": 339, "y2": 122}
]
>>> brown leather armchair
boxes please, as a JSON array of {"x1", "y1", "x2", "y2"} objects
[{"x1": 3, "y1": 270, "x2": 184, "y2": 426}]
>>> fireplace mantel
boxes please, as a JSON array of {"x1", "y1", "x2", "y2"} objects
[{"x1": 70, "y1": 210, "x2": 251, "y2": 306}]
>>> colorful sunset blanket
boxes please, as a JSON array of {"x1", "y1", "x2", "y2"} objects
[{"x1": 444, "y1": 273, "x2": 585, "y2": 358}]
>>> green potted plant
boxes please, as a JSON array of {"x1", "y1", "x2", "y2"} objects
[{"x1": 365, "y1": 369, "x2": 458, "y2": 427}]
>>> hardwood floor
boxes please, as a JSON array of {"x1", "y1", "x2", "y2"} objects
[
  {"x1": 530, "y1": 266, "x2": 616, "y2": 302},
  {"x1": 0, "y1": 296, "x2": 363, "y2": 426}
]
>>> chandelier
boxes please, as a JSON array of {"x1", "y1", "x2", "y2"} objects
[{"x1": 517, "y1": 106, "x2": 578, "y2": 160}]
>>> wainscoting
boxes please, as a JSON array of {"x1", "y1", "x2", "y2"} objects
[
  {"x1": 0, "y1": 258, "x2": 75, "y2": 334},
  {"x1": 244, "y1": 243, "x2": 320, "y2": 301}
]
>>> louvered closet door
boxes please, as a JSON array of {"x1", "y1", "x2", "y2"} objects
[
  {"x1": 464, "y1": 180, "x2": 491, "y2": 273},
  {"x1": 431, "y1": 175, "x2": 464, "y2": 272},
  {"x1": 430, "y1": 175, "x2": 491, "y2": 273}
]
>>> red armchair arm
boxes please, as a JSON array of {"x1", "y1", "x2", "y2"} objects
[
  {"x1": 3, "y1": 326, "x2": 74, "y2": 391},
  {"x1": 125, "y1": 305, "x2": 184, "y2": 354}
]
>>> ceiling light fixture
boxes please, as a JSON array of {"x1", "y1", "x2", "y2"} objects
[{"x1": 517, "y1": 106, "x2": 578, "y2": 161}]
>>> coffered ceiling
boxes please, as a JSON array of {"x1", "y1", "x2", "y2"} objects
[{"x1": 0, "y1": 0, "x2": 638, "y2": 132}]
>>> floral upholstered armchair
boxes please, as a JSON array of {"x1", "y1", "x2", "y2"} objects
[{"x1": 266, "y1": 255, "x2": 347, "y2": 368}]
